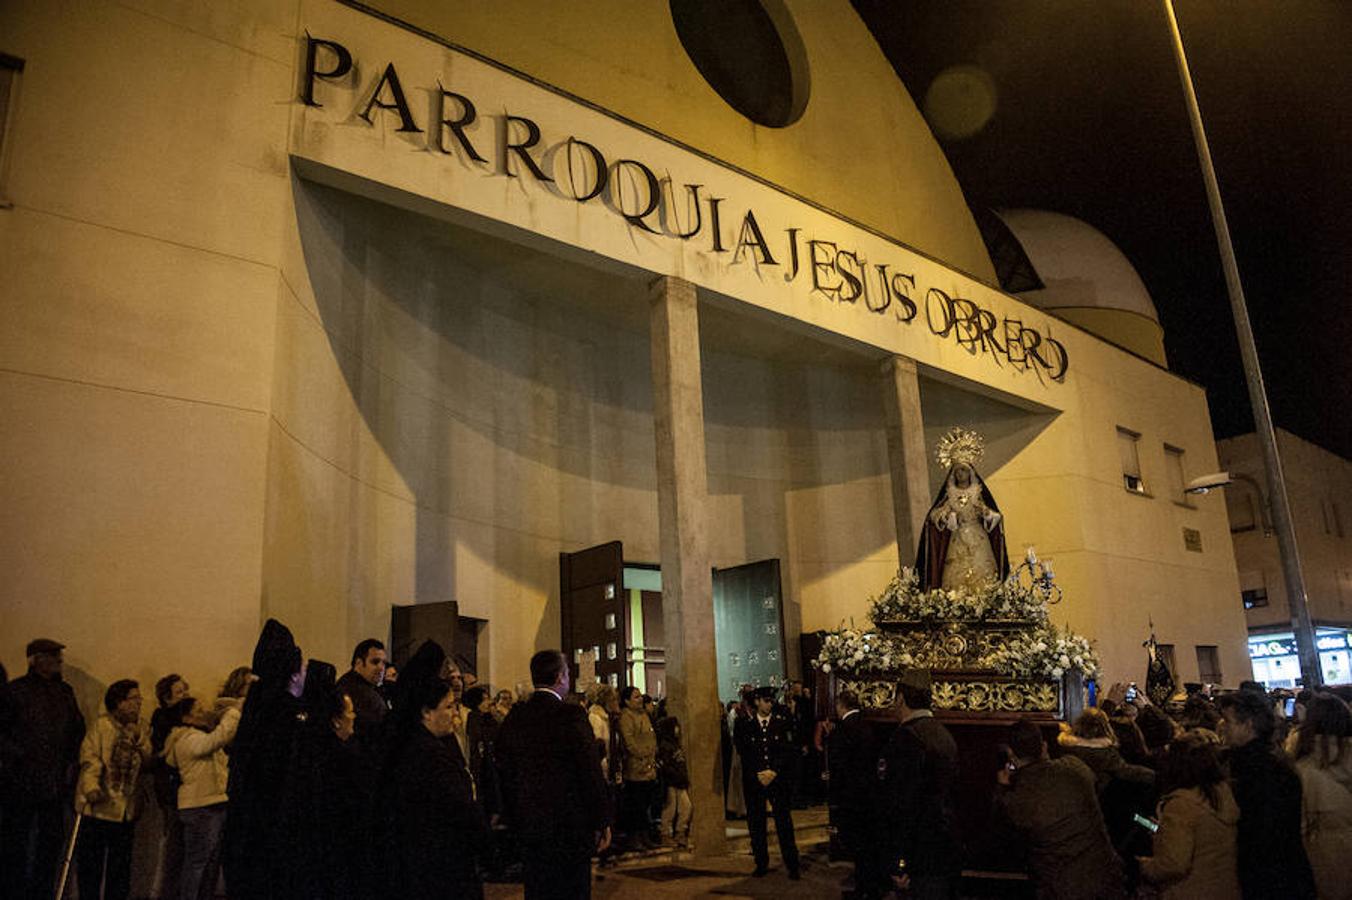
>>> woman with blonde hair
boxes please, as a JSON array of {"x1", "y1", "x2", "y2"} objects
[
  {"x1": 1058, "y1": 707, "x2": 1154, "y2": 850},
  {"x1": 1290, "y1": 693, "x2": 1352, "y2": 900}
]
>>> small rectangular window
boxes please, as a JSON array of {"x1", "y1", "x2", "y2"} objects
[
  {"x1": 1242, "y1": 588, "x2": 1269, "y2": 610},
  {"x1": 0, "y1": 53, "x2": 24, "y2": 206},
  {"x1": 1158, "y1": 643, "x2": 1177, "y2": 679},
  {"x1": 1118, "y1": 428, "x2": 1146, "y2": 494},
  {"x1": 1196, "y1": 645, "x2": 1223, "y2": 683},
  {"x1": 1164, "y1": 445, "x2": 1188, "y2": 504},
  {"x1": 1227, "y1": 489, "x2": 1257, "y2": 532}
]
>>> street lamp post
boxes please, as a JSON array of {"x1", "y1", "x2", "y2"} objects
[{"x1": 1161, "y1": 0, "x2": 1322, "y2": 688}]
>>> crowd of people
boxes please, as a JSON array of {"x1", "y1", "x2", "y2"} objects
[
  {"x1": 823, "y1": 674, "x2": 1352, "y2": 900},
  {"x1": 0, "y1": 627, "x2": 709, "y2": 899},
  {"x1": 5, "y1": 625, "x2": 1352, "y2": 900}
]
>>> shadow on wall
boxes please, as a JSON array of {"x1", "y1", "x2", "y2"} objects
[
  {"x1": 920, "y1": 376, "x2": 1057, "y2": 494},
  {"x1": 292, "y1": 172, "x2": 659, "y2": 649},
  {"x1": 289, "y1": 170, "x2": 1056, "y2": 658}
]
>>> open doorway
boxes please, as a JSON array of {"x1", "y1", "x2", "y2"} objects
[{"x1": 559, "y1": 543, "x2": 786, "y2": 699}]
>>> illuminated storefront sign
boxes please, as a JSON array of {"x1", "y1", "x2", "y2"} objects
[
  {"x1": 1248, "y1": 633, "x2": 1351, "y2": 659},
  {"x1": 1248, "y1": 630, "x2": 1352, "y2": 687},
  {"x1": 1248, "y1": 638, "x2": 1295, "y2": 659}
]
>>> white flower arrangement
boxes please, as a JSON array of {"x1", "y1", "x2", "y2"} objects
[
  {"x1": 811, "y1": 625, "x2": 914, "y2": 674},
  {"x1": 812, "y1": 569, "x2": 1101, "y2": 683},
  {"x1": 992, "y1": 625, "x2": 1101, "y2": 681},
  {"x1": 869, "y1": 568, "x2": 1047, "y2": 625}
]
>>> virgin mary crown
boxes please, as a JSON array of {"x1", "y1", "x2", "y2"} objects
[{"x1": 936, "y1": 427, "x2": 985, "y2": 470}]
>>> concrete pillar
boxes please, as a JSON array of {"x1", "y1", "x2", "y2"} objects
[
  {"x1": 648, "y1": 275, "x2": 726, "y2": 856},
  {"x1": 882, "y1": 356, "x2": 931, "y2": 571}
]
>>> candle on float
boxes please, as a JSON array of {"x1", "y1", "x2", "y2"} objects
[
  {"x1": 1026, "y1": 546, "x2": 1038, "y2": 566},
  {"x1": 1043, "y1": 559, "x2": 1055, "y2": 578}
]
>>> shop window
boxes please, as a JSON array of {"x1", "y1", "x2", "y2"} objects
[
  {"x1": 1118, "y1": 427, "x2": 1146, "y2": 494},
  {"x1": 1242, "y1": 588, "x2": 1269, "y2": 610},
  {"x1": 0, "y1": 53, "x2": 23, "y2": 207},
  {"x1": 1164, "y1": 445, "x2": 1189, "y2": 505},
  {"x1": 1196, "y1": 645, "x2": 1222, "y2": 684}
]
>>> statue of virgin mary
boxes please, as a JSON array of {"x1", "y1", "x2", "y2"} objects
[{"x1": 914, "y1": 427, "x2": 1010, "y2": 592}]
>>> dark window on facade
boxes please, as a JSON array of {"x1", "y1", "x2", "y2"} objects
[
  {"x1": 670, "y1": 0, "x2": 809, "y2": 128},
  {"x1": 1118, "y1": 427, "x2": 1146, "y2": 494},
  {"x1": 1158, "y1": 643, "x2": 1177, "y2": 681},
  {"x1": 1242, "y1": 588, "x2": 1269, "y2": 610},
  {"x1": 0, "y1": 53, "x2": 23, "y2": 205},
  {"x1": 1196, "y1": 645, "x2": 1223, "y2": 684},
  {"x1": 1227, "y1": 489, "x2": 1257, "y2": 532},
  {"x1": 1164, "y1": 444, "x2": 1188, "y2": 504}
]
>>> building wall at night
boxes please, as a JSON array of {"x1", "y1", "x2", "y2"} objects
[
  {"x1": 0, "y1": 0, "x2": 1251, "y2": 711},
  {"x1": 1219, "y1": 430, "x2": 1352, "y2": 686}
]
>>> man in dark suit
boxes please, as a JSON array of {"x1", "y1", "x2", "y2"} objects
[
  {"x1": 734, "y1": 685, "x2": 801, "y2": 879},
  {"x1": 876, "y1": 670, "x2": 961, "y2": 900},
  {"x1": 496, "y1": 650, "x2": 611, "y2": 900},
  {"x1": 335, "y1": 638, "x2": 389, "y2": 737},
  {"x1": 828, "y1": 689, "x2": 882, "y2": 898}
]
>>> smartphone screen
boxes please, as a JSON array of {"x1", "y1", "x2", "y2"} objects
[
  {"x1": 1285, "y1": 698, "x2": 1296, "y2": 718},
  {"x1": 1133, "y1": 813, "x2": 1159, "y2": 833},
  {"x1": 1124, "y1": 686, "x2": 1138, "y2": 702}
]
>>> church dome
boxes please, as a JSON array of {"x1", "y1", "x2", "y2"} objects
[{"x1": 989, "y1": 208, "x2": 1167, "y2": 366}]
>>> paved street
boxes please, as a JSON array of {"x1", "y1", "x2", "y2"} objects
[{"x1": 486, "y1": 807, "x2": 842, "y2": 898}]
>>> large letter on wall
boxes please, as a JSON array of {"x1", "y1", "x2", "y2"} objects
[{"x1": 649, "y1": 275, "x2": 726, "y2": 857}]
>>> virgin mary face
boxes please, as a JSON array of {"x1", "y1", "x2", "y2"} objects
[{"x1": 952, "y1": 464, "x2": 973, "y2": 488}]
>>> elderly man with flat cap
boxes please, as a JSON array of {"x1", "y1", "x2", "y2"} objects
[
  {"x1": 0, "y1": 638, "x2": 86, "y2": 899},
  {"x1": 733, "y1": 684, "x2": 801, "y2": 879},
  {"x1": 876, "y1": 668, "x2": 961, "y2": 900}
]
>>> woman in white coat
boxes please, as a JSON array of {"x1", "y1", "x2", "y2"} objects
[{"x1": 164, "y1": 696, "x2": 241, "y2": 900}]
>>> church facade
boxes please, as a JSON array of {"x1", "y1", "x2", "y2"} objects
[{"x1": 1, "y1": 0, "x2": 1250, "y2": 724}]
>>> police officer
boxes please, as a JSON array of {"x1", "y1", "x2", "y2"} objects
[{"x1": 734, "y1": 685, "x2": 801, "y2": 879}]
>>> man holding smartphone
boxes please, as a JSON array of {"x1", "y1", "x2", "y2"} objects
[{"x1": 994, "y1": 720, "x2": 1127, "y2": 900}]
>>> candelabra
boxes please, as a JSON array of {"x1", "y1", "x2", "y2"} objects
[{"x1": 1017, "y1": 547, "x2": 1062, "y2": 605}]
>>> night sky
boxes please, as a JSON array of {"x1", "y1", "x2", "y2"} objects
[{"x1": 853, "y1": 1, "x2": 1352, "y2": 457}]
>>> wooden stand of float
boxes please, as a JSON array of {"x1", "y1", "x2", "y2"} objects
[{"x1": 816, "y1": 618, "x2": 1086, "y2": 874}]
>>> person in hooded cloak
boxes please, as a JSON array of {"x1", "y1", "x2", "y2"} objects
[
  {"x1": 290, "y1": 659, "x2": 374, "y2": 899},
  {"x1": 223, "y1": 618, "x2": 304, "y2": 899},
  {"x1": 914, "y1": 429, "x2": 1010, "y2": 593},
  {"x1": 382, "y1": 640, "x2": 485, "y2": 898}
]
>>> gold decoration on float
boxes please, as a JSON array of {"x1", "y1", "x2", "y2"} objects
[
  {"x1": 840, "y1": 677, "x2": 1059, "y2": 714},
  {"x1": 881, "y1": 622, "x2": 1029, "y2": 671}
]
